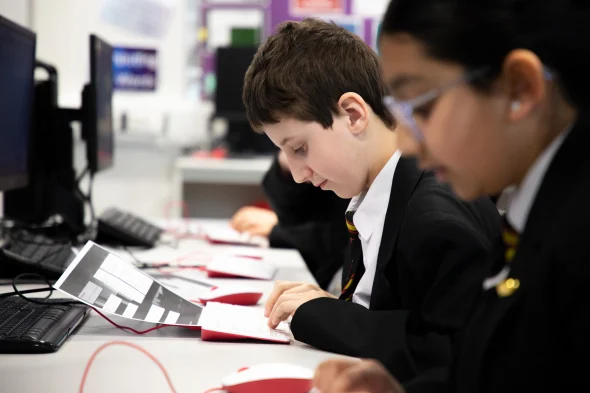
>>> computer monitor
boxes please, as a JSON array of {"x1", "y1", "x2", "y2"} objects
[
  {"x1": 84, "y1": 34, "x2": 114, "y2": 174},
  {"x1": 214, "y1": 46, "x2": 258, "y2": 120},
  {"x1": 0, "y1": 16, "x2": 36, "y2": 191},
  {"x1": 213, "y1": 46, "x2": 277, "y2": 155}
]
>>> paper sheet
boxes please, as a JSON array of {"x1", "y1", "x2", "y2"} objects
[
  {"x1": 207, "y1": 256, "x2": 277, "y2": 280},
  {"x1": 54, "y1": 241, "x2": 203, "y2": 326},
  {"x1": 200, "y1": 302, "x2": 291, "y2": 343},
  {"x1": 206, "y1": 227, "x2": 269, "y2": 248},
  {"x1": 148, "y1": 272, "x2": 214, "y2": 301}
]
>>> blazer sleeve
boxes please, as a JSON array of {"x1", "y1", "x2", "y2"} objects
[
  {"x1": 291, "y1": 297, "x2": 417, "y2": 382},
  {"x1": 396, "y1": 216, "x2": 493, "y2": 376},
  {"x1": 291, "y1": 211, "x2": 494, "y2": 384},
  {"x1": 556, "y1": 255, "x2": 590, "y2": 389}
]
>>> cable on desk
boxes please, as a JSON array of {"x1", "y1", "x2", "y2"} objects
[
  {"x1": 0, "y1": 273, "x2": 183, "y2": 334},
  {"x1": 164, "y1": 200, "x2": 190, "y2": 220},
  {"x1": 202, "y1": 387, "x2": 225, "y2": 393},
  {"x1": 123, "y1": 245, "x2": 142, "y2": 265},
  {"x1": 79, "y1": 341, "x2": 179, "y2": 393}
]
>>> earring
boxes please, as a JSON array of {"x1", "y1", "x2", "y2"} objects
[{"x1": 511, "y1": 101, "x2": 522, "y2": 112}]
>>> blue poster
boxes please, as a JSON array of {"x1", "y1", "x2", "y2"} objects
[{"x1": 112, "y1": 47, "x2": 157, "y2": 91}]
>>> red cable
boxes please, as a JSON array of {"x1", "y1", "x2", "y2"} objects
[
  {"x1": 79, "y1": 341, "x2": 178, "y2": 393},
  {"x1": 202, "y1": 388, "x2": 224, "y2": 393}
]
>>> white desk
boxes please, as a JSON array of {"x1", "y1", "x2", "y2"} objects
[
  {"x1": 173, "y1": 156, "x2": 273, "y2": 218},
  {"x1": 0, "y1": 219, "x2": 346, "y2": 393}
]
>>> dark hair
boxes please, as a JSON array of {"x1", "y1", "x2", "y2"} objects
[
  {"x1": 243, "y1": 18, "x2": 395, "y2": 132},
  {"x1": 380, "y1": 0, "x2": 590, "y2": 108}
]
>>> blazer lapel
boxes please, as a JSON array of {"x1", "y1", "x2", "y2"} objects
[
  {"x1": 464, "y1": 109, "x2": 590, "y2": 386},
  {"x1": 370, "y1": 157, "x2": 424, "y2": 309}
]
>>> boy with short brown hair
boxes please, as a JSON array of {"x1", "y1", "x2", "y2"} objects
[{"x1": 243, "y1": 18, "x2": 500, "y2": 382}]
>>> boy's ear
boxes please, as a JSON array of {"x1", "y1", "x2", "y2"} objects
[{"x1": 338, "y1": 93, "x2": 369, "y2": 135}]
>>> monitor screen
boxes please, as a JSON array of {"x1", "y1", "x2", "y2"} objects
[
  {"x1": 0, "y1": 16, "x2": 35, "y2": 191},
  {"x1": 214, "y1": 46, "x2": 258, "y2": 119},
  {"x1": 90, "y1": 34, "x2": 114, "y2": 173}
]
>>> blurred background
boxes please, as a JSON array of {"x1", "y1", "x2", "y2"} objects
[{"x1": 0, "y1": 0, "x2": 390, "y2": 220}]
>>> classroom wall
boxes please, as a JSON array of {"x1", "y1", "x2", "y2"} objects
[
  {"x1": 32, "y1": 0, "x2": 185, "y2": 107},
  {"x1": 352, "y1": 0, "x2": 389, "y2": 17},
  {"x1": 26, "y1": 0, "x2": 211, "y2": 144},
  {"x1": 0, "y1": 0, "x2": 31, "y2": 28}
]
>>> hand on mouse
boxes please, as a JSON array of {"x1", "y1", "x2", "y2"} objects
[
  {"x1": 313, "y1": 359, "x2": 405, "y2": 393},
  {"x1": 265, "y1": 281, "x2": 336, "y2": 328},
  {"x1": 230, "y1": 206, "x2": 278, "y2": 238}
]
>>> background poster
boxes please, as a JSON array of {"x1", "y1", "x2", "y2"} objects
[
  {"x1": 112, "y1": 47, "x2": 158, "y2": 91},
  {"x1": 290, "y1": 0, "x2": 345, "y2": 15}
]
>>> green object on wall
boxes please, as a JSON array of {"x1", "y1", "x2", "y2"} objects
[{"x1": 231, "y1": 28, "x2": 260, "y2": 47}]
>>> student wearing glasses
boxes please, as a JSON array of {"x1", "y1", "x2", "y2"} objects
[{"x1": 313, "y1": 0, "x2": 590, "y2": 392}]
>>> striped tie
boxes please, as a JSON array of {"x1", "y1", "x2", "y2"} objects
[
  {"x1": 496, "y1": 216, "x2": 521, "y2": 297},
  {"x1": 502, "y1": 216, "x2": 519, "y2": 263},
  {"x1": 340, "y1": 210, "x2": 365, "y2": 301}
]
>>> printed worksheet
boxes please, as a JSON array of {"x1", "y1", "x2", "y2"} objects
[
  {"x1": 148, "y1": 272, "x2": 215, "y2": 301},
  {"x1": 54, "y1": 241, "x2": 204, "y2": 326}
]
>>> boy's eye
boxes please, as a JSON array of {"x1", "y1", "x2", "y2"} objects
[{"x1": 294, "y1": 145, "x2": 307, "y2": 155}]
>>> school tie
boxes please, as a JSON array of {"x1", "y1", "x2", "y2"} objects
[
  {"x1": 496, "y1": 215, "x2": 521, "y2": 297},
  {"x1": 340, "y1": 210, "x2": 365, "y2": 301},
  {"x1": 501, "y1": 216, "x2": 519, "y2": 263}
]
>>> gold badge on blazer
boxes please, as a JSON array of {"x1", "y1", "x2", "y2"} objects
[{"x1": 496, "y1": 278, "x2": 520, "y2": 297}]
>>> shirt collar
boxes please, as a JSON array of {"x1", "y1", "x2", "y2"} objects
[
  {"x1": 347, "y1": 150, "x2": 402, "y2": 240},
  {"x1": 507, "y1": 126, "x2": 572, "y2": 233}
]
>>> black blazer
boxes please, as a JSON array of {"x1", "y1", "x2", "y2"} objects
[
  {"x1": 418, "y1": 112, "x2": 590, "y2": 393},
  {"x1": 262, "y1": 156, "x2": 350, "y2": 289},
  {"x1": 290, "y1": 157, "x2": 501, "y2": 382}
]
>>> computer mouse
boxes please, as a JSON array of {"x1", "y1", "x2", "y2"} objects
[
  {"x1": 221, "y1": 363, "x2": 314, "y2": 393},
  {"x1": 198, "y1": 287, "x2": 263, "y2": 306}
]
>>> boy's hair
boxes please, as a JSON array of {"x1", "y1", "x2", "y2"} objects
[{"x1": 243, "y1": 18, "x2": 395, "y2": 132}]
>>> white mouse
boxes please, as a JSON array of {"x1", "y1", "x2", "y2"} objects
[
  {"x1": 198, "y1": 287, "x2": 263, "y2": 306},
  {"x1": 221, "y1": 363, "x2": 314, "y2": 393}
]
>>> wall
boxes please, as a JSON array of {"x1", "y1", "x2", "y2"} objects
[
  {"x1": 28, "y1": 0, "x2": 211, "y2": 144},
  {"x1": 0, "y1": 0, "x2": 31, "y2": 28},
  {"x1": 352, "y1": 0, "x2": 389, "y2": 17},
  {"x1": 33, "y1": 0, "x2": 184, "y2": 107}
]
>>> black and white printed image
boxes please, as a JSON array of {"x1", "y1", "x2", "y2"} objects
[{"x1": 55, "y1": 242, "x2": 204, "y2": 326}]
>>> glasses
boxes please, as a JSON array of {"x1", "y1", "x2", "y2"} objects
[{"x1": 384, "y1": 67, "x2": 554, "y2": 141}]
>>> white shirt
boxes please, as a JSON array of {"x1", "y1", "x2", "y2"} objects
[
  {"x1": 506, "y1": 127, "x2": 571, "y2": 233},
  {"x1": 348, "y1": 150, "x2": 402, "y2": 308}
]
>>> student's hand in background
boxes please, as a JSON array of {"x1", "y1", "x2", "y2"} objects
[
  {"x1": 314, "y1": 359, "x2": 405, "y2": 393},
  {"x1": 265, "y1": 281, "x2": 336, "y2": 328},
  {"x1": 230, "y1": 206, "x2": 278, "y2": 237}
]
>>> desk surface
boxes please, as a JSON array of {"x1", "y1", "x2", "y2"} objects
[
  {"x1": 175, "y1": 156, "x2": 273, "y2": 185},
  {"x1": 0, "y1": 219, "x2": 345, "y2": 393}
]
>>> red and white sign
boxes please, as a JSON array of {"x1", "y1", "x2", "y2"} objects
[{"x1": 290, "y1": 0, "x2": 345, "y2": 15}]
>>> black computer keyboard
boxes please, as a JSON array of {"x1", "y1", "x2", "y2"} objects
[
  {"x1": 0, "y1": 296, "x2": 89, "y2": 353},
  {"x1": 97, "y1": 207, "x2": 164, "y2": 248},
  {"x1": 0, "y1": 232, "x2": 76, "y2": 280}
]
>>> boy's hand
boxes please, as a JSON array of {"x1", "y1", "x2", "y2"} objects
[
  {"x1": 314, "y1": 359, "x2": 405, "y2": 393},
  {"x1": 265, "y1": 281, "x2": 336, "y2": 328},
  {"x1": 230, "y1": 206, "x2": 278, "y2": 237}
]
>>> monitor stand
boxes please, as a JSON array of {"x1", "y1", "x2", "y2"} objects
[{"x1": 3, "y1": 64, "x2": 86, "y2": 240}]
